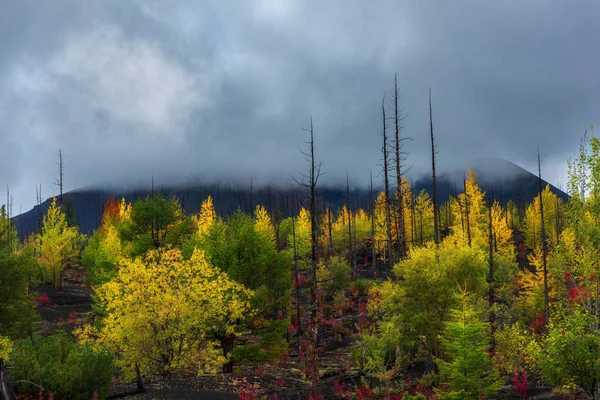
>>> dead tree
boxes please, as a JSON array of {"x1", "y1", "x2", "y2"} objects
[
  {"x1": 369, "y1": 170, "x2": 378, "y2": 275},
  {"x1": 292, "y1": 117, "x2": 323, "y2": 385},
  {"x1": 381, "y1": 96, "x2": 393, "y2": 272},
  {"x1": 54, "y1": 149, "x2": 64, "y2": 208},
  {"x1": 35, "y1": 184, "x2": 43, "y2": 232},
  {"x1": 487, "y1": 197, "x2": 496, "y2": 351},
  {"x1": 327, "y1": 207, "x2": 334, "y2": 255},
  {"x1": 0, "y1": 359, "x2": 17, "y2": 400},
  {"x1": 291, "y1": 213, "x2": 302, "y2": 348},
  {"x1": 429, "y1": 90, "x2": 439, "y2": 245},
  {"x1": 346, "y1": 174, "x2": 356, "y2": 277},
  {"x1": 464, "y1": 176, "x2": 472, "y2": 248},
  {"x1": 393, "y1": 75, "x2": 408, "y2": 257},
  {"x1": 538, "y1": 148, "x2": 549, "y2": 322}
]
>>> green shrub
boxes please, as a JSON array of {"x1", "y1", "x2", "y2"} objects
[
  {"x1": 10, "y1": 333, "x2": 114, "y2": 400},
  {"x1": 349, "y1": 279, "x2": 371, "y2": 298},
  {"x1": 317, "y1": 257, "x2": 352, "y2": 296}
]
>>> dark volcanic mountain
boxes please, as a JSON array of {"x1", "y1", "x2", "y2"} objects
[{"x1": 12, "y1": 158, "x2": 568, "y2": 238}]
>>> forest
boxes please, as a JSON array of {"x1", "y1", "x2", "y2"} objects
[{"x1": 0, "y1": 90, "x2": 598, "y2": 399}]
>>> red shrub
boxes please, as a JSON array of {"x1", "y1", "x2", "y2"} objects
[
  {"x1": 288, "y1": 322, "x2": 299, "y2": 336},
  {"x1": 563, "y1": 272, "x2": 573, "y2": 283},
  {"x1": 37, "y1": 295, "x2": 51, "y2": 307},
  {"x1": 568, "y1": 285, "x2": 589, "y2": 304},
  {"x1": 530, "y1": 313, "x2": 546, "y2": 335},
  {"x1": 333, "y1": 380, "x2": 352, "y2": 398},
  {"x1": 358, "y1": 301, "x2": 367, "y2": 314},
  {"x1": 355, "y1": 385, "x2": 375, "y2": 400},
  {"x1": 308, "y1": 390, "x2": 324, "y2": 400},
  {"x1": 513, "y1": 370, "x2": 528, "y2": 399},
  {"x1": 293, "y1": 274, "x2": 306, "y2": 289},
  {"x1": 316, "y1": 290, "x2": 327, "y2": 302},
  {"x1": 68, "y1": 312, "x2": 78, "y2": 326}
]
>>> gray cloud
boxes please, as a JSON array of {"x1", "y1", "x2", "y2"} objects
[{"x1": 1, "y1": 0, "x2": 598, "y2": 211}]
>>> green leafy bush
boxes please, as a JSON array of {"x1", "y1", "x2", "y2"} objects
[
  {"x1": 349, "y1": 279, "x2": 371, "y2": 298},
  {"x1": 317, "y1": 257, "x2": 351, "y2": 296},
  {"x1": 10, "y1": 333, "x2": 114, "y2": 400}
]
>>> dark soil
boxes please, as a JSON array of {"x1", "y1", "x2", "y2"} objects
[{"x1": 33, "y1": 283, "x2": 94, "y2": 335}]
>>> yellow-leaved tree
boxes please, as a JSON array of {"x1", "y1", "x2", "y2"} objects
[
  {"x1": 490, "y1": 200, "x2": 514, "y2": 259},
  {"x1": 523, "y1": 185, "x2": 564, "y2": 251},
  {"x1": 36, "y1": 197, "x2": 81, "y2": 286},
  {"x1": 288, "y1": 207, "x2": 312, "y2": 262},
  {"x1": 254, "y1": 205, "x2": 275, "y2": 244},
  {"x1": 196, "y1": 196, "x2": 218, "y2": 238},
  {"x1": 413, "y1": 190, "x2": 434, "y2": 246},
  {"x1": 450, "y1": 168, "x2": 486, "y2": 248},
  {"x1": 78, "y1": 247, "x2": 254, "y2": 378}
]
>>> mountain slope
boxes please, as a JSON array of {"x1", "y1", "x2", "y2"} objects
[{"x1": 12, "y1": 158, "x2": 568, "y2": 238}]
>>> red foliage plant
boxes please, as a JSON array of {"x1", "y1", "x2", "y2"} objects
[
  {"x1": 308, "y1": 390, "x2": 325, "y2": 400},
  {"x1": 68, "y1": 312, "x2": 78, "y2": 326},
  {"x1": 563, "y1": 272, "x2": 573, "y2": 283},
  {"x1": 513, "y1": 370, "x2": 528, "y2": 399},
  {"x1": 530, "y1": 314, "x2": 546, "y2": 335},
  {"x1": 37, "y1": 295, "x2": 51, "y2": 307},
  {"x1": 358, "y1": 301, "x2": 367, "y2": 314},
  {"x1": 333, "y1": 380, "x2": 352, "y2": 398},
  {"x1": 293, "y1": 274, "x2": 306, "y2": 289},
  {"x1": 100, "y1": 195, "x2": 120, "y2": 228},
  {"x1": 355, "y1": 385, "x2": 375, "y2": 400},
  {"x1": 568, "y1": 285, "x2": 589, "y2": 304},
  {"x1": 287, "y1": 322, "x2": 298, "y2": 337}
]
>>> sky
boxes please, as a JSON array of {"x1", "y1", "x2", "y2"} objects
[{"x1": 0, "y1": 0, "x2": 598, "y2": 212}]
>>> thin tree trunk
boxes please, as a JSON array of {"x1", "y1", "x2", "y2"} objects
[
  {"x1": 538, "y1": 148, "x2": 549, "y2": 322},
  {"x1": 393, "y1": 75, "x2": 407, "y2": 257},
  {"x1": 464, "y1": 177, "x2": 471, "y2": 248},
  {"x1": 135, "y1": 363, "x2": 145, "y2": 392},
  {"x1": 0, "y1": 359, "x2": 17, "y2": 400},
  {"x1": 488, "y1": 199, "x2": 496, "y2": 351},
  {"x1": 429, "y1": 91, "x2": 439, "y2": 245},
  {"x1": 292, "y1": 215, "x2": 302, "y2": 348},
  {"x1": 370, "y1": 171, "x2": 378, "y2": 275},
  {"x1": 346, "y1": 175, "x2": 355, "y2": 278},
  {"x1": 382, "y1": 96, "x2": 393, "y2": 272}
]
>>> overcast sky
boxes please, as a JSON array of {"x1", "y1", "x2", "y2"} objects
[{"x1": 1, "y1": 0, "x2": 598, "y2": 212}]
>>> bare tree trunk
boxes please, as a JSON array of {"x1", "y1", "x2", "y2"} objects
[
  {"x1": 382, "y1": 96, "x2": 393, "y2": 273},
  {"x1": 293, "y1": 117, "x2": 322, "y2": 385},
  {"x1": 135, "y1": 362, "x2": 145, "y2": 392},
  {"x1": 308, "y1": 119, "x2": 320, "y2": 385},
  {"x1": 346, "y1": 175, "x2": 355, "y2": 278},
  {"x1": 55, "y1": 149, "x2": 64, "y2": 208},
  {"x1": 0, "y1": 359, "x2": 17, "y2": 400},
  {"x1": 393, "y1": 75, "x2": 407, "y2": 257},
  {"x1": 464, "y1": 176, "x2": 472, "y2": 248},
  {"x1": 370, "y1": 171, "x2": 378, "y2": 275},
  {"x1": 487, "y1": 198, "x2": 496, "y2": 351},
  {"x1": 538, "y1": 148, "x2": 549, "y2": 322},
  {"x1": 327, "y1": 207, "x2": 333, "y2": 255},
  {"x1": 292, "y1": 215, "x2": 302, "y2": 348},
  {"x1": 429, "y1": 90, "x2": 439, "y2": 245}
]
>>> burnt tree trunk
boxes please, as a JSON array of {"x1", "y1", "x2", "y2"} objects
[
  {"x1": 393, "y1": 75, "x2": 408, "y2": 257},
  {"x1": 538, "y1": 148, "x2": 549, "y2": 322},
  {"x1": 429, "y1": 90, "x2": 439, "y2": 245},
  {"x1": 0, "y1": 359, "x2": 17, "y2": 400},
  {"x1": 487, "y1": 198, "x2": 496, "y2": 351},
  {"x1": 382, "y1": 96, "x2": 393, "y2": 272}
]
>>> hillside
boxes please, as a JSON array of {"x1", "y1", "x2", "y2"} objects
[{"x1": 12, "y1": 158, "x2": 568, "y2": 238}]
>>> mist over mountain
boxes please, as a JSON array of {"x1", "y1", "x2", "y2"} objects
[{"x1": 12, "y1": 158, "x2": 568, "y2": 238}]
